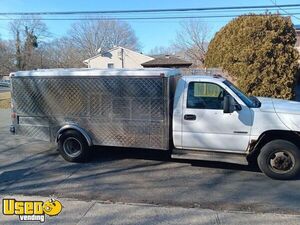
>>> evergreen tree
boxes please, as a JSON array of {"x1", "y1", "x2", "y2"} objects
[{"x1": 205, "y1": 14, "x2": 299, "y2": 99}]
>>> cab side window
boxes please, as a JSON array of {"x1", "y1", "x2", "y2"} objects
[{"x1": 187, "y1": 82, "x2": 228, "y2": 110}]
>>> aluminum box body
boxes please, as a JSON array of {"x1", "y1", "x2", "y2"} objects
[{"x1": 10, "y1": 68, "x2": 180, "y2": 150}]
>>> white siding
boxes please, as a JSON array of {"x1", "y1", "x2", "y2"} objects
[{"x1": 85, "y1": 47, "x2": 154, "y2": 69}]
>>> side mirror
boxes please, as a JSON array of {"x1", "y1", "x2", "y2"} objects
[{"x1": 223, "y1": 95, "x2": 241, "y2": 113}]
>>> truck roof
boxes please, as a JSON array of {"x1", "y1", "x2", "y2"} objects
[
  {"x1": 10, "y1": 68, "x2": 180, "y2": 77},
  {"x1": 183, "y1": 74, "x2": 226, "y2": 82}
]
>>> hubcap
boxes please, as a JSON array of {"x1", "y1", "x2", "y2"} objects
[
  {"x1": 269, "y1": 151, "x2": 295, "y2": 174},
  {"x1": 63, "y1": 137, "x2": 82, "y2": 158}
]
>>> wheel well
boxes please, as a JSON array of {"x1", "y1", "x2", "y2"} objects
[
  {"x1": 56, "y1": 125, "x2": 93, "y2": 146},
  {"x1": 248, "y1": 130, "x2": 300, "y2": 161}
]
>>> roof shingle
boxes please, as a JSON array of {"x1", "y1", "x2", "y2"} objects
[{"x1": 142, "y1": 56, "x2": 192, "y2": 68}]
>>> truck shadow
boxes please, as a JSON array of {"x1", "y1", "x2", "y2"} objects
[{"x1": 90, "y1": 146, "x2": 261, "y2": 173}]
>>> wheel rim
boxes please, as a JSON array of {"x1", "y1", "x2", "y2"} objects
[
  {"x1": 63, "y1": 137, "x2": 82, "y2": 158},
  {"x1": 268, "y1": 150, "x2": 295, "y2": 174}
]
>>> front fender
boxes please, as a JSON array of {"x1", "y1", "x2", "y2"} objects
[{"x1": 276, "y1": 113, "x2": 300, "y2": 132}]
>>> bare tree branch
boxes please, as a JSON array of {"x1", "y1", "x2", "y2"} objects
[
  {"x1": 173, "y1": 20, "x2": 211, "y2": 67},
  {"x1": 69, "y1": 19, "x2": 140, "y2": 59},
  {"x1": 9, "y1": 16, "x2": 50, "y2": 70}
]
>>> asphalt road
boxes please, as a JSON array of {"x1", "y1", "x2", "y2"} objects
[
  {"x1": 0, "y1": 87, "x2": 10, "y2": 93},
  {"x1": 0, "y1": 109, "x2": 300, "y2": 215}
]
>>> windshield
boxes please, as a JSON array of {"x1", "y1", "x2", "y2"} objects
[{"x1": 223, "y1": 80, "x2": 260, "y2": 108}]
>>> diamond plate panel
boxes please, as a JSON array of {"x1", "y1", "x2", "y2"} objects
[
  {"x1": 12, "y1": 78, "x2": 88, "y2": 116},
  {"x1": 16, "y1": 125, "x2": 50, "y2": 142},
  {"x1": 11, "y1": 75, "x2": 171, "y2": 150},
  {"x1": 132, "y1": 98, "x2": 151, "y2": 120},
  {"x1": 18, "y1": 116, "x2": 49, "y2": 126},
  {"x1": 150, "y1": 121, "x2": 165, "y2": 148}
]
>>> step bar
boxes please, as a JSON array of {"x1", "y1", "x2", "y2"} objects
[{"x1": 172, "y1": 149, "x2": 249, "y2": 165}]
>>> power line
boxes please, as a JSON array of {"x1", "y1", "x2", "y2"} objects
[
  {"x1": 0, "y1": 13, "x2": 300, "y2": 21},
  {"x1": 270, "y1": 0, "x2": 300, "y2": 21},
  {"x1": 0, "y1": 4, "x2": 300, "y2": 16}
]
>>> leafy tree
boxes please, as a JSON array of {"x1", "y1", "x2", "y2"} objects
[{"x1": 205, "y1": 14, "x2": 299, "y2": 99}]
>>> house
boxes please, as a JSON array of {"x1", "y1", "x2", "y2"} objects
[
  {"x1": 83, "y1": 46, "x2": 154, "y2": 69},
  {"x1": 141, "y1": 55, "x2": 192, "y2": 68}
]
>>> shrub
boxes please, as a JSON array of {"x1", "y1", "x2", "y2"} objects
[{"x1": 205, "y1": 14, "x2": 299, "y2": 99}]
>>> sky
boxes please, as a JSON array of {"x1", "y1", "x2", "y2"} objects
[{"x1": 0, "y1": 0, "x2": 300, "y2": 53}]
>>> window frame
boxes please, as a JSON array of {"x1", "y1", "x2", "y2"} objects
[
  {"x1": 107, "y1": 63, "x2": 114, "y2": 69},
  {"x1": 186, "y1": 81, "x2": 229, "y2": 110}
]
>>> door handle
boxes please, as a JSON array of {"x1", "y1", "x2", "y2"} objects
[{"x1": 184, "y1": 114, "x2": 196, "y2": 120}]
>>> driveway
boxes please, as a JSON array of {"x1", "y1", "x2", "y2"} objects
[
  {"x1": 0, "y1": 87, "x2": 10, "y2": 93},
  {"x1": 0, "y1": 109, "x2": 300, "y2": 215}
]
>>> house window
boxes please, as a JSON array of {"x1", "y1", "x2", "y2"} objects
[{"x1": 107, "y1": 63, "x2": 114, "y2": 69}]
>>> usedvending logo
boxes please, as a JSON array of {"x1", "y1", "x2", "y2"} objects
[{"x1": 2, "y1": 198, "x2": 63, "y2": 222}]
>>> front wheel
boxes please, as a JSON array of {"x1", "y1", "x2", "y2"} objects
[
  {"x1": 258, "y1": 140, "x2": 300, "y2": 180},
  {"x1": 58, "y1": 130, "x2": 90, "y2": 162}
]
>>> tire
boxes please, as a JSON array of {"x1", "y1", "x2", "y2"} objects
[
  {"x1": 58, "y1": 130, "x2": 90, "y2": 162},
  {"x1": 258, "y1": 140, "x2": 300, "y2": 180}
]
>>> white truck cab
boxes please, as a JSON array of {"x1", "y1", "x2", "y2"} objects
[
  {"x1": 9, "y1": 68, "x2": 300, "y2": 180},
  {"x1": 172, "y1": 75, "x2": 300, "y2": 180}
]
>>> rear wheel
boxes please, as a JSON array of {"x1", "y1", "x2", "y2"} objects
[
  {"x1": 258, "y1": 140, "x2": 300, "y2": 180},
  {"x1": 58, "y1": 130, "x2": 90, "y2": 162}
]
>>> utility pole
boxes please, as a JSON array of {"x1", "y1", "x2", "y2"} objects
[
  {"x1": 16, "y1": 30, "x2": 22, "y2": 70},
  {"x1": 121, "y1": 48, "x2": 124, "y2": 68}
]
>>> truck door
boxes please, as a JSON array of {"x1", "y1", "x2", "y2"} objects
[{"x1": 181, "y1": 81, "x2": 252, "y2": 152}]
